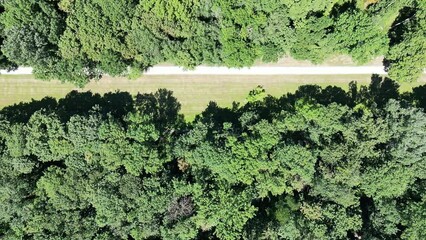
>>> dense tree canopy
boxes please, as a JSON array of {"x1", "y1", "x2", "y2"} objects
[
  {"x1": 0, "y1": 77, "x2": 425, "y2": 239},
  {"x1": 0, "y1": 0, "x2": 425, "y2": 85},
  {"x1": 384, "y1": 0, "x2": 426, "y2": 82}
]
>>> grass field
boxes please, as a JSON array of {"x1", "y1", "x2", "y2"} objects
[{"x1": 1, "y1": 74, "x2": 425, "y2": 120}]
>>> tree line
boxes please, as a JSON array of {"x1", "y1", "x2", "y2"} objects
[
  {"x1": 0, "y1": 0, "x2": 425, "y2": 85},
  {"x1": 1, "y1": 77, "x2": 426, "y2": 239}
]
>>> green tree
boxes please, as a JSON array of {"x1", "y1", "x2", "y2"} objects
[{"x1": 385, "y1": 1, "x2": 426, "y2": 82}]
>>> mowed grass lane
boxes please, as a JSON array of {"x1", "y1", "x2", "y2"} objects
[{"x1": 1, "y1": 74, "x2": 424, "y2": 120}]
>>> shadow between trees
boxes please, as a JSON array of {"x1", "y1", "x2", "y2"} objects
[
  {"x1": 0, "y1": 89, "x2": 181, "y2": 125},
  {"x1": 0, "y1": 75, "x2": 425, "y2": 125},
  {"x1": 198, "y1": 75, "x2": 425, "y2": 128}
]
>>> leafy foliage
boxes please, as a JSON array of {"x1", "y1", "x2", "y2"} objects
[
  {"x1": 0, "y1": 78, "x2": 425, "y2": 239},
  {"x1": 385, "y1": 1, "x2": 426, "y2": 82},
  {"x1": 0, "y1": 0, "x2": 424, "y2": 84}
]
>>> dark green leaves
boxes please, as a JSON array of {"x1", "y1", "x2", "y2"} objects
[{"x1": 1, "y1": 0, "x2": 424, "y2": 84}]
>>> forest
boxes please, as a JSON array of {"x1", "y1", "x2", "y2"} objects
[
  {"x1": 1, "y1": 76, "x2": 426, "y2": 239},
  {"x1": 0, "y1": 0, "x2": 425, "y2": 85}
]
